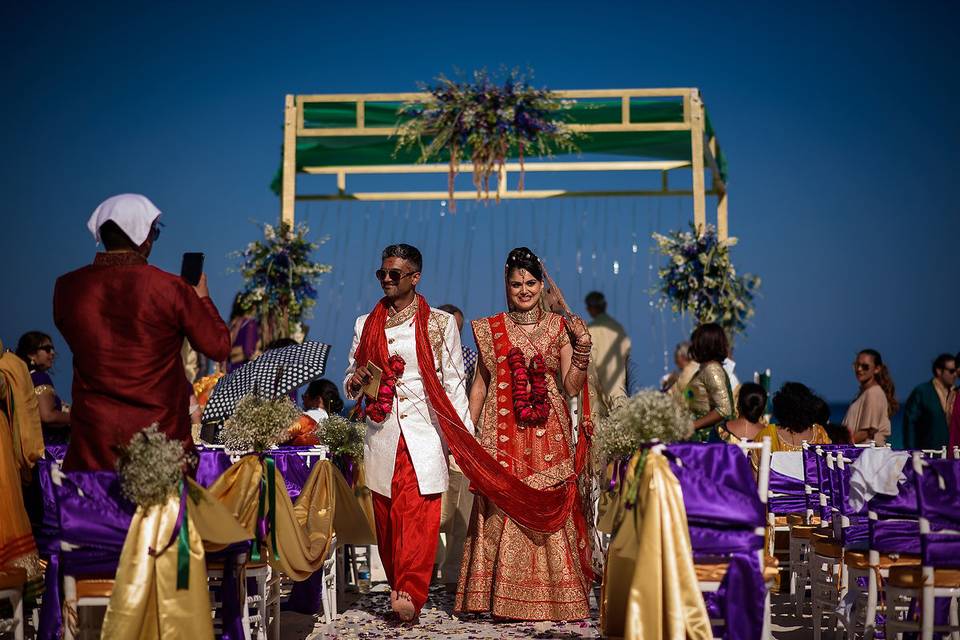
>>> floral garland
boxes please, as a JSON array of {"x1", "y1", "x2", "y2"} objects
[
  {"x1": 651, "y1": 223, "x2": 761, "y2": 337},
  {"x1": 364, "y1": 355, "x2": 406, "y2": 424},
  {"x1": 394, "y1": 69, "x2": 579, "y2": 210},
  {"x1": 234, "y1": 221, "x2": 331, "y2": 344},
  {"x1": 507, "y1": 347, "x2": 550, "y2": 427}
]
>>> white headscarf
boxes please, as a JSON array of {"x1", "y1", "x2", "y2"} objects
[{"x1": 87, "y1": 193, "x2": 162, "y2": 246}]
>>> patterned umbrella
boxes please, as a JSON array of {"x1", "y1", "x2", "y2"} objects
[{"x1": 201, "y1": 340, "x2": 331, "y2": 422}]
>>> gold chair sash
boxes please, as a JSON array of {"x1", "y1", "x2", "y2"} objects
[{"x1": 600, "y1": 451, "x2": 712, "y2": 640}]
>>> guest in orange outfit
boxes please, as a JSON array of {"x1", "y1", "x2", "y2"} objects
[{"x1": 53, "y1": 194, "x2": 230, "y2": 471}]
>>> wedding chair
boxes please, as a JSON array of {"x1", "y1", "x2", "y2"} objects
[
  {"x1": 768, "y1": 450, "x2": 805, "y2": 590},
  {"x1": 0, "y1": 568, "x2": 26, "y2": 640},
  {"x1": 810, "y1": 447, "x2": 869, "y2": 639},
  {"x1": 885, "y1": 454, "x2": 960, "y2": 640},
  {"x1": 669, "y1": 440, "x2": 771, "y2": 639},
  {"x1": 789, "y1": 443, "x2": 827, "y2": 615},
  {"x1": 849, "y1": 450, "x2": 920, "y2": 640}
]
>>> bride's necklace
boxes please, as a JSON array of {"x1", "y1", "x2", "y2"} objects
[{"x1": 508, "y1": 307, "x2": 542, "y2": 326}]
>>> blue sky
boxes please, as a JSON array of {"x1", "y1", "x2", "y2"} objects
[{"x1": 1, "y1": 1, "x2": 956, "y2": 408}]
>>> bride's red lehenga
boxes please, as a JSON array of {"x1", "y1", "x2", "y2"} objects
[{"x1": 455, "y1": 310, "x2": 591, "y2": 621}]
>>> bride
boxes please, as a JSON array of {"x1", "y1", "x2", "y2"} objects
[{"x1": 455, "y1": 247, "x2": 593, "y2": 621}]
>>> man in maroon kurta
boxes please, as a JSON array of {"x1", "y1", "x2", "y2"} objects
[{"x1": 53, "y1": 194, "x2": 230, "y2": 471}]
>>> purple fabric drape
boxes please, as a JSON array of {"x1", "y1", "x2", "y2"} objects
[
  {"x1": 916, "y1": 460, "x2": 960, "y2": 569},
  {"x1": 666, "y1": 443, "x2": 766, "y2": 640},
  {"x1": 194, "y1": 446, "x2": 314, "y2": 501},
  {"x1": 768, "y1": 468, "x2": 805, "y2": 516}
]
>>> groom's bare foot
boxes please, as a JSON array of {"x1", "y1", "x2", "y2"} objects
[
  {"x1": 392, "y1": 590, "x2": 417, "y2": 622},
  {"x1": 390, "y1": 590, "x2": 398, "y2": 607}
]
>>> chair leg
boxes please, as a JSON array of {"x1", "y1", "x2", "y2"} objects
[
  {"x1": 13, "y1": 588, "x2": 24, "y2": 640},
  {"x1": 62, "y1": 575, "x2": 77, "y2": 640}
]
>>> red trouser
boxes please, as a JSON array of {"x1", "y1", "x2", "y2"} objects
[{"x1": 371, "y1": 433, "x2": 441, "y2": 614}]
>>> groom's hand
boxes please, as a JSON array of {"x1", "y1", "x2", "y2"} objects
[{"x1": 349, "y1": 365, "x2": 372, "y2": 395}]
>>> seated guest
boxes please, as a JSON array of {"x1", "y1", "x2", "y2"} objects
[
  {"x1": 757, "y1": 382, "x2": 831, "y2": 451},
  {"x1": 302, "y1": 379, "x2": 344, "y2": 422},
  {"x1": 716, "y1": 382, "x2": 767, "y2": 443},
  {"x1": 15, "y1": 331, "x2": 71, "y2": 443},
  {"x1": 53, "y1": 193, "x2": 230, "y2": 471},
  {"x1": 683, "y1": 323, "x2": 735, "y2": 440},
  {"x1": 811, "y1": 393, "x2": 853, "y2": 444},
  {"x1": 287, "y1": 379, "x2": 344, "y2": 446}
]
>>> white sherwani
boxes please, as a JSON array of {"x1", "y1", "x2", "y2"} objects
[{"x1": 343, "y1": 305, "x2": 474, "y2": 498}]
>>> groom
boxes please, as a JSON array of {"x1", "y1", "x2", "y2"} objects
[{"x1": 344, "y1": 243, "x2": 473, "y2": 622}]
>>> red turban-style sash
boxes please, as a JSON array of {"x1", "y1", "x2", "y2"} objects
[{"x1": 354, "y1": 294, "x2": 593, "y2": 536}]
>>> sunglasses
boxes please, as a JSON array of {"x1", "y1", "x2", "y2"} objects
[
  {"x1": 853, "y1": 362, "x2": 871, "y2": 371},
  {"x1": 376, "y1": 269, "x2": 418, "y2": 283},
  {"x1": 37, "y1": 345, "x2": 55, "y2": 353},
  {"x1": 944, "y1": 367, "x2": 958, "y2": 375}
]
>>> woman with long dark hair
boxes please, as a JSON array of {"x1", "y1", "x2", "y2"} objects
[
  {"x1": 455, "y1": 247, "x2": 593, "y2": 621},
  {"x1": 843, "y1": 348, "x2": 898, "y2": 445}
]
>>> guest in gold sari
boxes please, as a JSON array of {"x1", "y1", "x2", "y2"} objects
[
  {"x1": 756, "y1": 382, "x2": 831, "y2": 451},
  {"x1": 456, "y1": 247, "x2": 593, "y2": 621},
  {"x1": 0, "y1": 343, "x2": 45, "y2": 600},
  {"x1": 715, "y1": 382, "x2": 768, "y2": 444},
  {"x1": 683, "y1": 323, "x2": 735, "y2": 441}
]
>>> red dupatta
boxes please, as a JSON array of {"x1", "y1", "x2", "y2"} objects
[{"x1": 354, "y1": 294, "x2": 593, "y2": 535}]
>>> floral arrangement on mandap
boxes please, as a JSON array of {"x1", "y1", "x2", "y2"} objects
[
  {"x1": 234, "y1": 221, "x2": 331, "y2": 344},
  {"x1": 222, "y1": 394, "x2": 301, "y2": 453},
  {"x1": 651, "y1": 224, "x2": 761, "y2": 336},
  {"x1": 594, "y1": 389, "x2": 694, "y2": 467},
  {"x1": 116, "y1": 424, "x2": 196, "y2": 508},
  {"x1": 394, "y1": 69, "x2": 579, "y2": 210}
]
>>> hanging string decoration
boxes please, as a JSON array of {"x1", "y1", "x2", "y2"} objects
[
  {"x1": 651, "y1": 223, "x2": 761, "y2": 337},
  {"x1": 234, "y1": 222, "x2": 332, "y2": 344},
  {"x1": 394, "y1": 69, "x2": 579, "y2": 210},
  {"x1": 116, "y1": 424, "x2": 196, "y2": 508}
]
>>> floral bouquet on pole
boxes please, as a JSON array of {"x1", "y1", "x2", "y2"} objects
[
  {"x1": 234, "y1": 222, "x2": 331, "y2": 345},
  {"x1": 651, "y1": 223, "x2": 761, "y2": 337}
]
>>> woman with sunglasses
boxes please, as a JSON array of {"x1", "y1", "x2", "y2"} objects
[
  {"x1": 842, "y1": 348, "x2": 898, "y2": 445},
  {"x1": 16, "y1": 331, "x2": 71, "y2": 442}
]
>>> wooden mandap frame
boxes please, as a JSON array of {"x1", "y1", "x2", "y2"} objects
[{"x1": 278, "y1": 87, "x2": 729, "y2": 239}]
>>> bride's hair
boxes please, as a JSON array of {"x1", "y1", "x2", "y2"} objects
[{"x1": 505, "y1": 247, "x2": 543, "y2": 281}]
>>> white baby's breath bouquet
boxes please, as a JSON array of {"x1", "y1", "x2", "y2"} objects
[
  {"x1": 315, "y1": 415, "x2": 365, "y2": 461},
  {"x1": 116, "y1": 424, "x2": 195, "y2": 508},
  {"x1": 222, "y1": 394, "x2": 301, "y2": 453},
  {"x1": 594, "y1": 389, "x2": 694, "y2": 466}
]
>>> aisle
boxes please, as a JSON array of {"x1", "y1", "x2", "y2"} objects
[
  {"x1": 279, "y1": 584, "x2": 811, "y2": 639},
  {"x1": 282, "y1": 582, "x2": 600, "y2": 639}
]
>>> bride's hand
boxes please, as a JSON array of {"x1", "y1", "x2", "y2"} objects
[{"x1": 567, "y1": 314, "x2": 591, "y2": 346}]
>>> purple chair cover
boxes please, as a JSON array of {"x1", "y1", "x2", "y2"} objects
[
  {"x1": 194, "y1": 446, "x2": 315, "y2": 501},
  {"x1": 867, "y1": 464, "x2": 921, "y2": 556},
  {"x1": 916, "y1": 459, "x2": 960, "y2": 569},
  {"x1": 769, "y1": 468, "x2": 805, "y2": 516},
  {"x1": 666, "y1": 443, "x2": 766, "y2": 640}
]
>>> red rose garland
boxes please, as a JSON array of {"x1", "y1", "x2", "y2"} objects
[
  {"x1": 507, "y1": 347, "x2": 550, "y2": 427},
  {"x1": 364, "y1": 354, "x2": 406, "y2": 423}
]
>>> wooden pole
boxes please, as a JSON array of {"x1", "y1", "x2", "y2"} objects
[
  {"x1": 281, "y1": 95, "x2": 297, "y2": 227},
  {"x1": 717, "y1": 191, "x2": 728, "y2": 240},
  {"x1": 689, "y1": 90, "x2": 706, "y2": 236}
]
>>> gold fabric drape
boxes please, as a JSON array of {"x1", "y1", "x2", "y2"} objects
[
  {"x1": 101, "y1": 480, "x2": 249, "y2": 640},
  {"x1": 207, "y1": 456, "x2": 375, "y2": 581},
  {"x1": 599, "y1": 451, "x2": 712, "y2": 640},
  {"x1": 0, "y1": 348, "x2": 45, "y2": 597}
]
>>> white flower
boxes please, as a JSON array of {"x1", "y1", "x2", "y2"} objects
[
  {"x1": 264, "y1": 224, "x2": 276, "y2": 241},
  {"x1": 289, "y1": 323, "x2": 305, "y2": 343}
]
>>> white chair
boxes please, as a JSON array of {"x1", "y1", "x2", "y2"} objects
[
  {"x1": 0, "y1": 568, "x2": 26, "y2": 640},
  {"x1": 809, "y1": 452, "x2": 850, "y2": 640},
  {"x1": 695, "y1": 437, "x2": 773, "y2": 639},
  {"x1": 62, "y1": 574, "x2": 112, "y2": 640},
  {"x1": 884, "y1": 453, "x2": 960, "y2": 640}
]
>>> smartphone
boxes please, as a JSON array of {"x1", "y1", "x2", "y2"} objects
[{"x1": 180, "y1": 252, "x2": 205, "y2": 286}]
